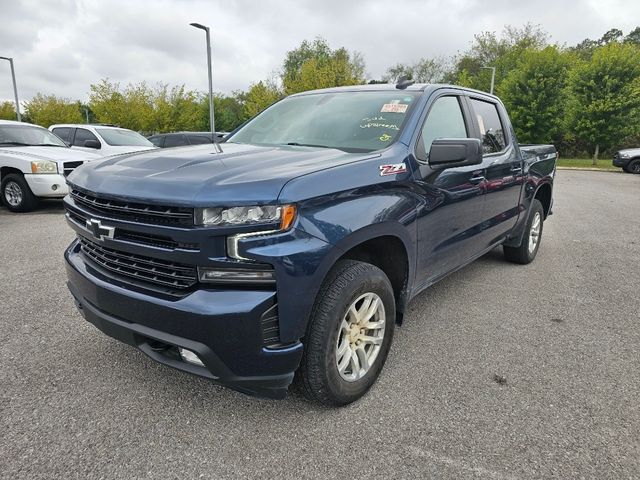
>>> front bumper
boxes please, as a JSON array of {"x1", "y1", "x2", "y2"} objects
[
  {"x1": 612, "y1": 157, "x2": 629, "y2": 168},
  {"x1": 24, "y1": 173, "x2": 68, "y2": 198},
  {"x1": 65, "y1": 241, "x2": 303, "y2": 399}
]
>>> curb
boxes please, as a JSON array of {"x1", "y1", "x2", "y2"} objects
[{"x1": 556, "y1": 167, "x2": 620, "y2": 172}]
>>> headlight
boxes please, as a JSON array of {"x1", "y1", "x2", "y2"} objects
[
  {"x1": 619, "y1": 153, "x2": 630, "y2": 158},
  {"x1": 31, "y1": 161, "x2": 58, "y2": 174},
  {"x1": 195, "y1": 204, "x2": 297, "y2": 229}
]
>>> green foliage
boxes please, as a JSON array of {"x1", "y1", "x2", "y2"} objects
[
  {"x1": 566, "y1": 42, "x2": 640, "y2": 158},
  {"x1": 23, "y1": 93, "x2": 84, "y2": 127},
  {"x1": 0, "y1": 101, "x2": 17, "y2": 120},
  {"x1": 282, "y1": 37, "x2": 365, "y2": 94},
  {"x1": 498, "y1": 46, "x2": 572, "y2": 143},
  {"x1": 243, "y1": 81, "x2": 281, "y2": 120},
  {"x1": 383, "y1": 58, "x2": 447, "y2": 83}
]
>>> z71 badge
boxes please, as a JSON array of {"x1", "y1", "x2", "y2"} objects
[{"x1": 379, "y1": 163, "x2": 407, "y2": 176}]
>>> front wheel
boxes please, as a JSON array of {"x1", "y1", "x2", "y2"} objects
[
  {"x1": 1, "y1": 173, "x2": 39, "y2": 212},
  {"x1": 626, "y1": 159, "x2": 640, "y2": 174},
  {"x1": 503, "y1": 199, "x2": 544, "y2": 264},
  {"x1": 298, "y1": 260, "x2": 395, "y2": 406}
]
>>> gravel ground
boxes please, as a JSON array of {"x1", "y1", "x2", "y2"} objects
[{"x1": 1, "y1": 170, "x2": 638, "y2": 479}]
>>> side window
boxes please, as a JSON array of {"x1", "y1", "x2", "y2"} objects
[
  {"x1": 187, "y1": 134, "x2": 211, "y2": 145},
  {"x1": 148, "y1": 136, "x2": 163, "y2": 147},
  {"x1": 163, "y1": 134, "x2": 188, "y2": 147},
  {"x1": 73, "y1": 128, "x2": 99, "y2": 147},
  {"x1": 469, "y1": 99, "x2": 506, "y2": 154},
  {"x1": 52, "y1": 127, "x2": 71, "y2": 143},
  {"x1": 420, "y1": 96, "x2": 467, "y2": 159}
]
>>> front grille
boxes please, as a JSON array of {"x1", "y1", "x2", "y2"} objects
[
  {"x1": 71, "y1": 189, "x2": 194, "y2": 227},
  {"x1": 63, "y1": 161, "x2": 84, "y2": 177},
  {"x1": 66, "y1": 208, "x2": 198, "y2": 251},
  {"x1": 79, "y1": 237, "x2": 198, "y2": 290}
]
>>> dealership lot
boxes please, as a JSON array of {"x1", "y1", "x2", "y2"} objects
[{"x1": 1, "y1": 170, "x2": 638, "y2": 479}]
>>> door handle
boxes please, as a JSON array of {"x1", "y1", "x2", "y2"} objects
[
  {"x1": 469, "y1": 175, "x2": 485, "y2": 184},
  {"x1": 511, "y1": 165, "x2": 523, "y2": 173}
]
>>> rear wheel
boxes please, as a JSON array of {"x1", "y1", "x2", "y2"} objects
[
  {"x1": 1, "y1": 173, "x2": 39, "y2": 212},
  {"x1": 503, "y1": 199, "x2": 544, "y2": 264},
  {"x1": 298, "y1": 260, "x2": 395, "y2": 406},
  {"x1": 627, "y1": 159, "x2": 640, "y2": 174}
]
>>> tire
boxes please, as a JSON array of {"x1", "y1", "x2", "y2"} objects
[
  {"x1": 503, "y1": 199, "x2": 544, "y2": 265},
  {"x1": 627, "y1": 159, "x2": 640, "y2": 174},
  {"x1": 1, "y1": 173, "x2": 39, "y2": 212},
  {"x1": 298, "y1": 260, "x2": 395, "y2": 406}
]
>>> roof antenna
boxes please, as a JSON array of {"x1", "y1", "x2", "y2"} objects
[{"x1": 396, "y1": 76, "x2": 415, "y2": 90}]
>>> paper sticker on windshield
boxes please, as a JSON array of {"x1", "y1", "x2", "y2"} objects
[
  {"x1": 381, "y1": 103, "x2": 408, "y2": 113},
  {"x1": 379, "y1": 163, "x2": 407, "y2": 176}
]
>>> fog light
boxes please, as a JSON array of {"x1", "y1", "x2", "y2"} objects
[
  {"x1": 51, "y1": 184, "x2": 58, "y2": 191},
  {"x1": 198, "y1": 267, "x2": 276, "y2": 284},
  {"x1": 178, "y1": 347, "x2": 205, "y2": 367}
]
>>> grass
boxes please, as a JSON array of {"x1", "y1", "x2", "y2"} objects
[{"x1": 556, "y1": 158, "x2": 619, "y2": 171}]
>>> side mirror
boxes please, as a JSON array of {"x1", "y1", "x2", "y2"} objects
[
  {"x1": 84, "y1": 139, "x2": 101, "y2": 149},
  {"x1": 428, "y1": 138, "x2": 482, "y2": 168}
]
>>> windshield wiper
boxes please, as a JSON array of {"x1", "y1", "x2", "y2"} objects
[
  {"x1": 0, "y1": 141, "x2": 32, "y2": 146},
  {"x1": 33, "y1": 143, "x2": 66, "y2": 147},
  {"x1": 285, "y1": 142, "x2": 335, "y2": 149}
]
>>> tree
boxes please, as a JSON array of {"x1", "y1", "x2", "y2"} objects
[
  {"x1": 23, "y1": 94, "x2": 83, "y2": 127},
  {"x1": 498, "y1": 46, "x2": 572, "y2": 144},
  {"x1": 89, "y1": 79, "x2": 156, "y2": 133},
  {"x1": 282, "y1": 38, "x2": 365, "y2": 94},
  {"x1": 0, "y1": 101, "x2": 16, "y2": 120},
  {"x1": 566, "y1": 42, "x2": 640, "y2": 163},
  {"x1": 624, "y1": 26, "x2": 640, "y2": 46},
  {"x1": 448, "y1": 23, "x2": 548, "y2": 92},
  {"x1": 383, "y1": 58, "x2": 448, "y2": 83},
  {"x1": 243, "y1": 81, "x2": 281, "y2": 119}
]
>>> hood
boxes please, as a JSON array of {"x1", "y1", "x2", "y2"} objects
[
  {"x1": 618, "y1": 147, "x2": 640, "y2": 155},
  {"x1": 94, "y1": 145, "x2": 157, "y2": 157},
  {"x1": 0, "y1": 146, "x2": 101, "y2": 171},
  {"x1": 68, "y1": 142, "x2": 377, "y2": 205}
]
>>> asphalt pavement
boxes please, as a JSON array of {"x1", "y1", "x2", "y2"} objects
[{"x1": 1, "y1": 170, "x2": 638, "y2": 479}]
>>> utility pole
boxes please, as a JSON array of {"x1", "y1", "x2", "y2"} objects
[
  {"x1": 0, "y1": 56, "x2": 22, "y2": 121},
  {"x1": 190, "y1": 23, "x2": 216, "y2": 136},
  {"x1": 482, "y1": 66, "x2": 496, "y2": 95}
]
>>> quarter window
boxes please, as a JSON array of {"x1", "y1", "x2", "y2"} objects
[
  {"x1": 420, "y1": 96, "x2": 468, "y2": 159},
  {"x1": 469, "y1": 99, "x2": 506, "y2": 154}
]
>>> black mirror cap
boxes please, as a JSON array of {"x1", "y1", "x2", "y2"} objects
[
  {"x1": 83, "y1": 139, "x2": 101, "y2": 149},
  {"x1": 428, "y1": 138, "x2": 482, "y2": 168}
]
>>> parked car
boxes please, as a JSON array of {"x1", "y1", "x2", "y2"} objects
[
  {"x1": 0, "y1": 120, "x2": 100, "y2": 212},
  {"x1": 147, "y1": 131, "x2": 227, "y2": 148},
  {"x1": 63, "y1": 83, "x2": 557, "y2": 405},
  {"x1": 49, "y1": 124, "x2": 156, "y2": 157},
  {"x1": 613, "y1": 148, "x2": 640, "y2": 174}
]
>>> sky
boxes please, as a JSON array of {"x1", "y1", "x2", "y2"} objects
[{"x1": 1, "y1": 0, "x2": 639, "y2": 104}]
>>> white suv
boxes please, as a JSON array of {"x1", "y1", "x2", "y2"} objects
[
  {"x1": 0, "y1": 120, "x2": 100, "y2": 212},
  {"x1": 49, "y1": 124, "x2": 157, "y2": 157}
]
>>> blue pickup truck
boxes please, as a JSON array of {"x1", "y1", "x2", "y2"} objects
[{"x1": 64, "y1": 83, "x2": 557, "y2": 406}]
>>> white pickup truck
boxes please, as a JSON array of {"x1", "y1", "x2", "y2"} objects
[{"x1": 0, "y1": 120, "x2": 100, "y2": 212}]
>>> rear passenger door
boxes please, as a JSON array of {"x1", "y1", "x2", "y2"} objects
[
  {"x1": 468, "y1": 97, "x2": 523, "y2": 248},
  {"x1": 51, "y1": 127, "x2": 72, "y2": 145}
]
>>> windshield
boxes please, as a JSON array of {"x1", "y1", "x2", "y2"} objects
[
  {"x1": 96, "y1": 128, "x2": 154, "y2": 147},
  {"x1": 0, "y1": 124, "x2": 67, "y2": 147},
  {"x1": 227, "y1": 91, "x2": 420, "y2": 153}
]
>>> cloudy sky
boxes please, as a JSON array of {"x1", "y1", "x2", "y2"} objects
[{"x1": 1, "y1": 0, "x2": 639, "y2": 104}]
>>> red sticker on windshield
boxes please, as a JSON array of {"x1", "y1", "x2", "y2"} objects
[{"x1": 381, "y1": 103, "x2": 408, "y2": 113}]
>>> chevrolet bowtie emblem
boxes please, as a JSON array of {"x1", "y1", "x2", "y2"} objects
[{"x1": 86, "y1": 218, "x2": 115, "y2": 241}]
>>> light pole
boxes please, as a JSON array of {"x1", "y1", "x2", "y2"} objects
[
  {"x1": 190, "y1": 23, "x2": 216, "y2": 137},
  {"x1": 0, "y1": 56, "x2": 22, "y2": 121},
  {"x1": 481, "y1": 66, "x2": 496, "y2": 95}
]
